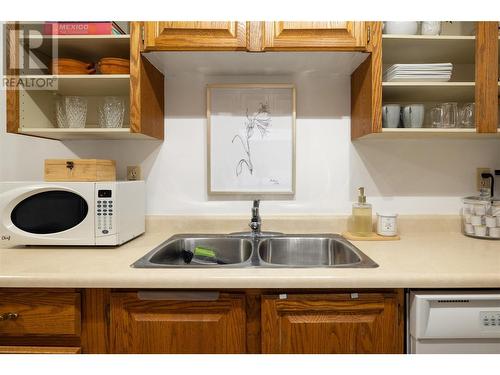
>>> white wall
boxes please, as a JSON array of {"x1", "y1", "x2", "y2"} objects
[{"x1": 1, "y1": 29, "x2": 500, "y2": 215}]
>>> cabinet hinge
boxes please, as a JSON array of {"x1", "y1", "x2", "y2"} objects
[{"x1": 367, "y1": 25, "x2": 371, "y2": 45}]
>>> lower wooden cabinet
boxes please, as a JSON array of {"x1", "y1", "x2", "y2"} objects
[
  {"x1": 109, "y1": 292, "x2": 246, "y2": 354},
  {"x1": 0, "y1": 288, "x2": 403, "y2": 354},
  {"x1": 261, "y1": 291, "x2": 403, "y2": 354}
]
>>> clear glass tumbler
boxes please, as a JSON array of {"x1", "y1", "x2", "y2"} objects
[
  {"x1": 459, "y1": 103, "x2": 475, "y2": 128},
  {"x1": 98, "y1": 96, "x2": 125, "y2": 128},
  {"x1": 55, "y1": 96, "x2": 87, "y2": 128}
]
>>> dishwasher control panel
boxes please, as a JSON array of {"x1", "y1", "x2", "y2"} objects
[{"x1": 480, "y1": 312, "x2": 500, "y2": 328}]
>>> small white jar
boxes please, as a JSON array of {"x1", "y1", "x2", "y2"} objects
[
  {"x1": 464, "y1": 223, "x2": 475, "y2": 235},
  {"x1": 474, "y1": 225, "x2": 487, "y2": 237},
  {"x1": 474, "y1": 204, "x2": 487, "y2": 216},
  {"x1": 485, "y1": 216, "x2": 497, "y2": 228},
  {"x1": 471, "y1": 215, "x2": 483, "y2": 225},
  {"x1": 489, "y1": 227, "x2": 500, "y2": 238},
  {"x1": 376, "y1": 212, "x2": 398, "y2": 236}
]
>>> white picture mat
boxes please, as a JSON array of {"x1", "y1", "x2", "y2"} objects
[{"x1": 208, "y1": 86, "x2": 295, "y2": 194}]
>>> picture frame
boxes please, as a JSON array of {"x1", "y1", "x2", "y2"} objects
[{"x1": 207, "y1": 83, "x2": 296, "y2": 195}]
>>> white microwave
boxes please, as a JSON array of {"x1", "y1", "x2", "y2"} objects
[{"x1": 0, "y1": 181, "x2": 145, "y2": 246}]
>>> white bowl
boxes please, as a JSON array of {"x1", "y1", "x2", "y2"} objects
[{"x1": 384, "y1": 22, "x2": 419, "y2": 35}]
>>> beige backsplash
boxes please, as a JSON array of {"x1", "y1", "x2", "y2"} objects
[{"x1": 146, "y1": 215, "x2": 462, "y2": 236}]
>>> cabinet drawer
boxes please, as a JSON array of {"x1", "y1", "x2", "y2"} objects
[
  {"x1": 0, "y1": 346, "x2": 81, "y2": 354},
  {"x1": 0, "y1": 291, "x2": 81, "y2": 336}
]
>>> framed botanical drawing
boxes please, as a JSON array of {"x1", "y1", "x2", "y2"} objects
[{"x1": 207, "y1": 84, "x2": 296, "y2": 195}]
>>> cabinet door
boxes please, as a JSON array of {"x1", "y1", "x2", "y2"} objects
[
  {"x1": 262, "y1": 292, "x2": 403, "y2": 354},
  {"x1": 262, "y1": 22, "x2": 367, "y2": 51},
  {"x1": 109, "y1": 292, "x2": 246, "y2": 354},
  {"x1": 143, "y1": 22, "x2": 248, "y2": 51}
]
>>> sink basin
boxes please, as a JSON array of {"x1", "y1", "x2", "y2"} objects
[
  {"x1": 132, "y1": 235, "x2": 253, "y2": 268},
  {"x1": 132, "y1": 234, "x2": 378, "y2": 268},
  {"x1": 258, "y1": 235, "x2": 377, "y2": 267}
]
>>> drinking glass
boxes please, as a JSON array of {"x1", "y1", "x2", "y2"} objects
[
  {"x1": 430, "y1": 106, "x2": 444, "y2": 128},
  {"x1": 431, "y1": 103, "x2": 458, "y2": 128},
  {"x1": 459, "y1": 103, "x2": 475, "y2": 128},
  {"x1": 55, "y1": 96, "x2": 87, "y2": 128},
  {"x1": 98, "y1": 96, "x2": 125, "y2": 128},
  {"x1": 441, "y1": 102, "x2": 458, "y2": 128}
]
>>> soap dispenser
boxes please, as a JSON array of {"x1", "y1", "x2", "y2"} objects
[{"x1": 352, "y1": 187, "x2": 372, "y2": 236}]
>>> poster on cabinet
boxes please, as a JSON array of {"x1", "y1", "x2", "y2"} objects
[{"x1": 207, "y1": 84, "x2": 296, "y2": 195}]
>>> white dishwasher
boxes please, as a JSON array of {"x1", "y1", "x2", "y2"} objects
[{"x1": 409, "y1": 291, "x2": 500, "y2": 354}]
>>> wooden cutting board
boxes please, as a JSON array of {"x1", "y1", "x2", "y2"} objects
[{"x1": 342, "y1": 231, "x2": 400, "y2": 241}]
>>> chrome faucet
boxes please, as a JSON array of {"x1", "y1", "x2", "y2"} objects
[{"x1": 249, "y1": 200, "x2": 262, "y2": 236}]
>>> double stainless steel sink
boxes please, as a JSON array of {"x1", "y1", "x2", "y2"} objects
[{"x1": 132, "y1": 233, "x2": 378, "y2": 268}]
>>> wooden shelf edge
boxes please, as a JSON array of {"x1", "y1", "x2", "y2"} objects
[
  {"x1": 352, "y1": 127, "x2": 500, "y2": 140},
  {"x1": 19, "y1": 74, "x2": 130, "y2": 79},
  {"x1": 25, "y1": 34, "x2": 130, "y2": 40},
  {"x1": 382, "y1": 82, "x2": 475, "y2": 86},
  {"x1": 382, "y1": 34, "x2": 475, "y2": 40},
  {"x1": 17, "y1": 127, "x2": 159, "y2": 140}
]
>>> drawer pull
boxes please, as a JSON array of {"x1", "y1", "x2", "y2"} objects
[{"x1": 0, "y1": 312, "x2": 19, "y2": 321}]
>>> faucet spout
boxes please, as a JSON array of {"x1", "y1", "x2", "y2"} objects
[{"x1": 249, "y1": 200, "x2": 262, "y2": 236}]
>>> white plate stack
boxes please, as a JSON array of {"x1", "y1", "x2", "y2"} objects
[{"x1": 383, "y1": 63, "x2": 453, "y2": 82}]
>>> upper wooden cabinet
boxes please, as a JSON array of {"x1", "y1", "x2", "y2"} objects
[
  {"x1": 143, "y1": 22, "x2": 248, "y2": 51},
  {"x1": 5, "y1": 22, "x2": 164, "y2": 140},
  {"x1": 141, "y1": 21, "x2": 369, "y2": 52},
  {"x1": 261, "y1": 22, "x2": 367, "y2": 51},
  {"x1": 261, "y1": 291, "x2": 403, "y2": 354},
  {"x1": 351, "y1": 21, "x2": 500, "y2": 139}
]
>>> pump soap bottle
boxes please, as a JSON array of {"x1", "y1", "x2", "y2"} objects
[{"x1": 352, "y1": 187, "x2": 372, "y2": 236}]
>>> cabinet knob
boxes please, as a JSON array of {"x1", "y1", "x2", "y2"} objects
[{"x1": 0, "y1": 312, "x2": 19, "y2": 321}]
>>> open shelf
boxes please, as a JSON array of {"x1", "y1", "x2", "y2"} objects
[
  {"x1": 382, "y1": 81, "x2": 475, "y2": 102},
  {"x1": 17, "y1": 127, "x2": 156, "y2": 140},
  {"x1": 24, "y1": 34, "x2": 130, "y2": 61},
  {"x1": 382, "y1": 34, "x2": 475, "y2": 64},
  {"x1": 19, "y1": 75, "x2": 130, "y2": 96}
]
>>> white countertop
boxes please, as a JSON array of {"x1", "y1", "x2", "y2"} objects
[{"x1": 1, "y1": 215, "x2": 499, "y2": 289}]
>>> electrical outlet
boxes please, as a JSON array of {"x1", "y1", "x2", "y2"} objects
[
  {"x1": 477, "y1": 167, "x2": 491, "y2": 191},
  {"x1": 127, "y1": 166, "x2": 141, "y2": 181}
]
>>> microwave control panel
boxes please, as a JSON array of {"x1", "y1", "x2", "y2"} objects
[{"x1": 96, "y1": 189, "x2": 115, "y2": 236}]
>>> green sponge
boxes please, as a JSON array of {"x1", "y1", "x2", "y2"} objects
[{"x1": 194, "y1": 246, "x2": 216, "y2": 259}]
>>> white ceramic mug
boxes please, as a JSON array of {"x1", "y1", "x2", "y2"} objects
[
  {"x1": 384, "y1": 22, "x2": 419, "y2": 35},
  {"x1": 382, "y1": 104, "x2": 401, "y2": 128},
  {"x1": 421, "y1": 21, "x2": 441, "y2": 35},
  {"x1": 402, "y1": 104, "x2": 424, "y2": 128}
]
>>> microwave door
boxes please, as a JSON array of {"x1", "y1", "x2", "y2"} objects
[{"x1": 0, "y1": 183, "x2": 95, "y2": 246}]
